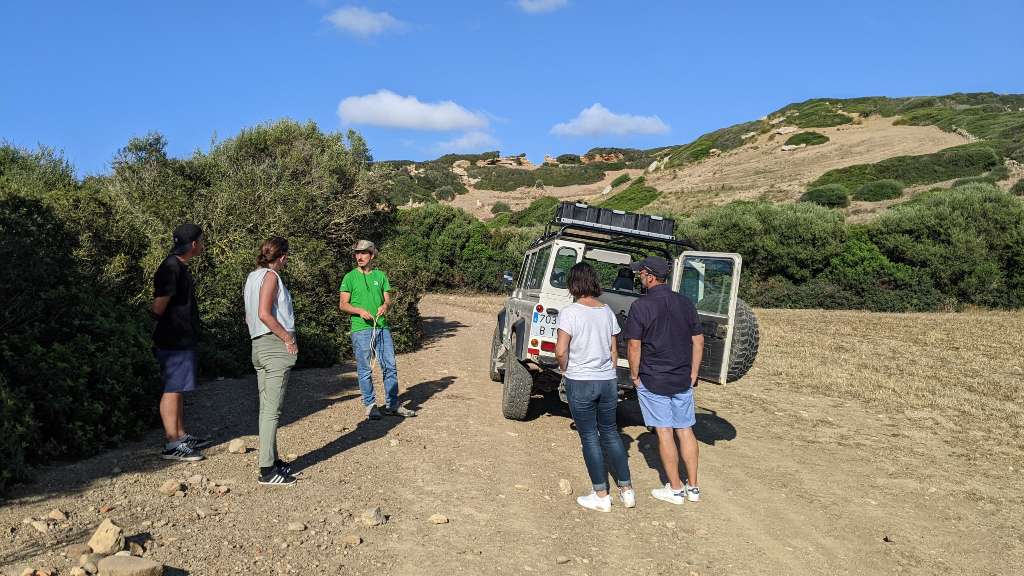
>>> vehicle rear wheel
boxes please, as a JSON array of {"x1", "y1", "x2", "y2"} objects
[
  {"x1": 489, "y1": 324, "x2": 504, "y2": 383},
  {"x1": 725, "y1": 298, "x2": 760, "y2": 382},
  {"x1": 501, "y1": 333, "x2": 533, "y2": 420}
]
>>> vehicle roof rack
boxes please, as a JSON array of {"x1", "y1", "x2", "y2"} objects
[{"x1": 553, "y1": 201, "x2": 675, "y2": 240}]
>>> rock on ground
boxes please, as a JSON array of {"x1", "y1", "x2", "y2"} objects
[
  {"x1": 429, "y1": 514, "x2": 449, "y2": 524},
  {"x1": 359, "y1": 507, "x2": 386, "y2": 527},
  {"x1": 559, "y1": 479, "x2": 573, "y2": 495},
  {"x1": 286, "y1": 522, "x2": 306, "y2": 532},
  {"x1": 65, "y1": 543, "x2": 92, "y2": 557},
  {"x1": 96, "y1": 555, "x2": 163, "y2": 576},
  {"x1": 157, "y1": 479, "x2": 184, "y2": 497},
  {"x1": 87, "y1": 518, "x2": 124, "y2": 556},
  {"x1": 227, "y1": 438, "x2": 246, "y2": 454}
]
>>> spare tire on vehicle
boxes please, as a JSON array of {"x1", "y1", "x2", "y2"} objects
[{"x1": 725, "y1": 298, "x2": 759, "y2": 382}]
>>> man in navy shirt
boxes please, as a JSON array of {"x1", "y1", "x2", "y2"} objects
[{"x1": 622, "y1": 256, "x2": 705, "y2": 505}]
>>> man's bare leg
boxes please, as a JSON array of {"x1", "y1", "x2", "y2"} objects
[
  {"x1": 676, "y1": 427, "x2": 699, "y2": 487},
  {"x1": 176, "y1": 394, "x2": 186, "y2": 438},
  {"x1": 655, "y1": 427, "x2": 684, "y2": 491},
  {"x1": 160, "y1": 392, "x2": 182, "y2": 443}
]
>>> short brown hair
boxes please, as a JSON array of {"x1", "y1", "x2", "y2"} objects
[
  {"x1": 257, "y1": 236, "x2": 289, "y2": 267},
  {"x1": 567, "y1": 262, "x2": 602, "y2": 299}
]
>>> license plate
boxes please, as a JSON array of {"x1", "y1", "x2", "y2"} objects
[{"x1": 531, "y1": 311, "x2": 557, "y2": 338}]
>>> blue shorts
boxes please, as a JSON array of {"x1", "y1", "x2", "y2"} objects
[
  {"x1": 636, "y1": 381, "x2": 695, "y2": 429},
  {"x1": 154, "y1": 348, "x2": 198, "y2": 393}
]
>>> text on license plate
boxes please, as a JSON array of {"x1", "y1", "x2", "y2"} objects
[{"x1": 531, "y1": 312, "x2": 557, "y2": 338}]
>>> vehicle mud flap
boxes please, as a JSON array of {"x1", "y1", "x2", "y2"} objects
[
  {"x1": 489, "y1": 324, "x2": 506, "y2": 383},
  {"x1": 502, "y1": 334, "x2": 533, "y2": 420}
]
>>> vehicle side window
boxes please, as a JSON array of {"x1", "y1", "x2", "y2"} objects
[
  {"x1": 526, "y1": 246, "x2": 551, "y2": 290},
  {"x1": 548, "y1": 247, "x2": 578, "y2": 289}
]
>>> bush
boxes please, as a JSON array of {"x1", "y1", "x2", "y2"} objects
[
  {"x1": 868, "y1": 184, "x2": 1024, "y2": 308},
  {"x1": 810, "y1": 143, "x2": 1001, "y2": 190},
  {"x1": 667, "y1": 120, "x2": 764, "y2": 167},
  {"x1": 434, "y1": 185, "x2": 455, "y2": 201},
  {"x1": 778, "y1": 101, "x2": 853, "y2": 128},
  {"x1": 469, "y1": 164, "x2": 605, "y2": 191},
  {"x1": 853, "y1": 179, "x2": 903, "y2": 201},
  {"x1": 1011, "y1": 179, "x2": 1024, "y2": 196},
  {"x1": 599, "y1": 178, "x2": 660, "y2": 211},
  {"x1": 556, "y1": 154, "x2": 581, "y2": 164},
  {"x1": 610, "y1": 174, "x2": 631, "y2": 187},
  {"x1": 785, "y1": 132, "x2": 829, "y2": 146},
  {"x1": 800, "y1": 184, "x2": 850, "y2": 208},
  {"x1": 506, "y1": 196, "x2": 559, "y2": 227},
  {"x1": 0, "y1": 192, "x2": 159, "y2": 492},
  {"x1": 491, "y1": 201, "x2": 511, "y2": 214}
]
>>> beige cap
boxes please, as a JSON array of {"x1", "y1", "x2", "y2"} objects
[{"x1": 351, "y1": 239, "x2": 377, "y2": 255}]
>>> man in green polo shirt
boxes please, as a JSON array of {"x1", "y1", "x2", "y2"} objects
[{"x1": 339, "y1": 240, "x2": 416, "y2": 421}]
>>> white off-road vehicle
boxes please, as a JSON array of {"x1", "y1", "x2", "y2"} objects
[{"x1": 490, "y1": 202, "x2": 760, "y2": 420}]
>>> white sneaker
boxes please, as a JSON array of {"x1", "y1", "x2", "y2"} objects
[
  {"x1": 651, "y1": 483, "x2": 685, "y2": 505},
  {"x1": 576, "y1": 492, "x2": 612, "y2": 512},
  {"x1": 619, "y1": 488, "x2": 636, "y2": 509},
  {"x1": 685, "y1": 482, "x2": 701, "y2": 502}
]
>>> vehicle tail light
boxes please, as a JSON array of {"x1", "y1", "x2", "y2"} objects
[
  {"x1": 527, "y1": 348, "x2": 540, "y2": 356},
  {"x1": 540, "y1": 341, "x2": 556, "y2": 352},
  {"x1": 530, "y1": 338, "x2": 539, "y2": 346},
  {"x1": 536, "y1": 304, "x2": 544, "y2": 313}
]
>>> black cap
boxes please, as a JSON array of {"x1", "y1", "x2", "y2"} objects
[
  {"x1": 630, "y1": 256, "x2": 672, "y2": 279},
  {"x1": 171, "y1": 223, "x2": 203, "y2": 254}
]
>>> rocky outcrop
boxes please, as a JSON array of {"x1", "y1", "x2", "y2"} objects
[{"x1": 580, "y1": 152, "x2": 624, "y2": 164}]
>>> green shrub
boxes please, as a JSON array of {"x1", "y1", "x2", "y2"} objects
[
  {"x1": 1011, "y1": 179, "x2": 1024, "y2": 196},
  {"x1": 469, "y1": 164, "x2": 605, "y2": 191},
  {"x1": 599, "y1": 178, "x2": 660, "y2": 211},
  {"x1": 785, "y1": 132, "x2": 829, "y2": 146},
  {"x1": 676, "y1": 201, "x2": 848, "y2": 283},
  {"x1": 777, "y1": 100, "x2": 853, "y2": 128},
  {"x1": 491, "y1": 201, "x2": 511, "y2": 214},
  {"x1": 666, "y1": 120, "x2": 764, "y2": 167},
  {"x1": 868, "y1": 184, "x2": 1024, "y2": 308},
  {"x1": 853, "y1": 179, "x2": 903, "y2": 201},
  {"x1": 434, "y1": 185, "x2": 455, "y2": 201},
  {"x1": 507, "y1": 196, "x2": 559, "y2": 227},
  {"x1": 800, "y1": 184, "x2": 850, "y2": 208},
  {"x1": 610, "y1": 174, "x2": 631, "y2": 187},
  {"x1": 810, "y1": 142, "x2": 1001, "y2": 190},
  {"x1": 556, "y1": 154, "x2": 581, "y2": 164},
  {"x1": 952, "y1": 175, "x2": 994, "y2": 187}
]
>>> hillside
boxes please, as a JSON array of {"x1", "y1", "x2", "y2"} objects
[{"x1": 384, "y1": 92, "x2": 1024, "y2": 221}]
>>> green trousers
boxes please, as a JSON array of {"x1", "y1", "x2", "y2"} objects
[{"x1": 251, "y1": 334, "x2": 297, "y2": 469}]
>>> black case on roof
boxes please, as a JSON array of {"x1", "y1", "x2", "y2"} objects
[{"x1": 554, "y1": 201, "x2": 675, "y2": 239}]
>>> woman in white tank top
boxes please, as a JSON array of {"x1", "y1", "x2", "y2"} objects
[{"x1": 243, "y1": 237, "x2": 299, "y2": 486}]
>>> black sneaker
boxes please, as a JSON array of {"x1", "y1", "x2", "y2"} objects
[
  {"x1": 381, "y1": 405, "x2": 417, "y2": 417},
  {"x1": 258, "y1": 467, "x2": 296, "y2": 486},
  {"x1": 160, "y1": 442, "x2": 205, "y2": 462},
  {"x1": 274, "y1": 459, "x2": 294, "y2": 476},
  {"x1": 181, "y1": 433, "x2": 213, "y2": 450}
]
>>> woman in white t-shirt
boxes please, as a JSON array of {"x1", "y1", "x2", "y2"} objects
[{"x1": 555, "y1": 262, "x2": 635, "y2": 512}]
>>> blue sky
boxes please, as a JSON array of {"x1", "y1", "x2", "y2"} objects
[{"x1": 2, "y1": 1, "x2": 1023, "y2": 176}]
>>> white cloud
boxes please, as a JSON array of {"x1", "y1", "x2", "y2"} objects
[
  {"x1": 517, "y1": 0, "x2": 568, "y2": 14},
  {"x1": 338, "y1": 90, "x2": 488, "y2": 131},
  {"x1": 434, "y1": 131, "x2": 499, "y2": 153},
  {"x1": 550, "y1": 103, "x2": 670, "y2": 136},
  {"x1": 325, "y1": 6, "x2": 405, "y2": 37}
]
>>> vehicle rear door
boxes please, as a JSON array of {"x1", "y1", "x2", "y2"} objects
[{"x1": 671, "y1": 252, "x2": 743, "y2": 384}]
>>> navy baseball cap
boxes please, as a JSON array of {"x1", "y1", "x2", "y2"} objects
[
  {"x1": 630, "y1": 256, "x2": 672, "y2": 279},
  {"x1": 171, "y1": 223, "x2": 203, "y2": 254}
]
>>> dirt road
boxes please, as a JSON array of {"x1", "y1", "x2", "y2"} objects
[{"x1": 2, "y1": 295, "x2": 1021, "y2": 575}]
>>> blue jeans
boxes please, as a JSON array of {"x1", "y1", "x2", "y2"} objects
[
  {"x1": 565, "y1": 377, "x2": 632, "y2": 492},
  {"x1": 351, "y1": 327, "x2": 399, "y2": 408}
]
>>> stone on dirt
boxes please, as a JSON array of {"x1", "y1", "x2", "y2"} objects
[
  {"x1": 558, "y1": 479, "x2": 573, "y2": 495},
  {"x1": 428, "y1": 514, "x2": 449, "y2": 525},
  {"x1": 30, "y1": 520, "x2": 49, "y2": 534},
  {"x1": 96, "y1": 555, "x2": 164, "y2": 576},
  {"x1": 66, "y1": 543, "x2": 92, "y2": 557},
  {"x1": 227, "y1": 438, "x2": 246, "y2": 454},
  {"x1": 359, "y1": 507, "x2": 386, "y2": 527},
  {"x1": 158, "y1": 480, "x2": 184, "y2": 497},
  {"x1": 87, "y1": 519, "x2": 125, "y2": 556},
  {"x1": 216, "y1": 485, "x2": 231, "y2": 496},
  {"x1": 47, "y1": 509, "x2": 68, "y2": 522},
  {"x1": 340, "y1": 534, "x2": 362, "y2": 547},
  {"x1": 70, "y1": 568, "x2": 88, "y2": 576},
  {"x1": 187, "y1": 474, "x2": 205, "y2": 486},
  {"x1": 556, "y1": 556, "x2": 570, "y2": 565},
  {"x1": 129, "y1": 541, "x2": 146, "y2": 556},
  {"x1": 286, "y1": 522, "x2": 306, "y2": 532},
  {"x1": 80, "y1": 553, "x2": 104, "y2": 567}
]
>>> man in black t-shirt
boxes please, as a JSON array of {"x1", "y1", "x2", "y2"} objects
[
  {"x1": 151, "y1": 223, "x2": 209, "y2": 461},
  {"x1": 622, "y1": 256, "x2": 705, "y2": 505}
]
